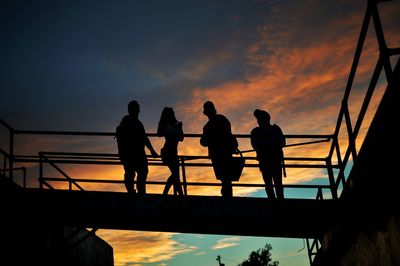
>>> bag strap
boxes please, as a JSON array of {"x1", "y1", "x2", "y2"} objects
[{"x1": 236, "y1": 149, "x2": 243, "y2": 158}]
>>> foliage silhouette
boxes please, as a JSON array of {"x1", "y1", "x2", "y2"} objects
[{"x1": 237, "y1": 243, "x2": 279, "y2": 266}]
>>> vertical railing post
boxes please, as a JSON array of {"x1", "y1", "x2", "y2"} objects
[
  {"x1": 326, "y1": 158, "x2": 338, "y2": 199},
  {"x1": 2, "y1": 154, "x2": 7, "y2": 176},
  {"x1": 180, "y1": 157, "x2": 187, "y2": 196},
  {"x1": 39, "y1": 152, "x2": 43, "y2": 189},
  {"x1": 9, "y1": 129, "x2": 14, "y2": 181},
  {"x1": 306, "y1": 238, "x2": 313, "y2": 265},
  {"x1": 316, "y1": 187, "x2": 324, "y2": 200}
]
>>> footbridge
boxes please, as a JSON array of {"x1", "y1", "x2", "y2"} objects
[{"x1": 1, "y1": 1, "x2": 400, "y2": 265}]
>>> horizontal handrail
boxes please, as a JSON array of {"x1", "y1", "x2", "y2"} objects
[
  {"x1": 11, "y1": 129, "x2": 332, "y2": 140},
  {"x1": 41, "y1": 177, "x2": 332, "y2": 189},
  {"x1": 32, "y1": 152, "x2": 338, "y2": 169}
]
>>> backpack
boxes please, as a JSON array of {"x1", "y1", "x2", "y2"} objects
[{"x1": 253, "y1": 125, "x2": 284, "y2": 159}]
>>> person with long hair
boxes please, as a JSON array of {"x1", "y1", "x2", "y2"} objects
[{"x1": 157, "y1": 107, "x2": 184, "y2": 195}]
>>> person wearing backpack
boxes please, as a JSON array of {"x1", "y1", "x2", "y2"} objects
[
  {"x1": 116, "y1": 100, "x2": 158, "y2": 195},
  {"x1": 157, "y1": 107, "x2": 184, "y2": 196},
  {"x1": 250, "y1": 109, "x2": 285, "y2": 199}
]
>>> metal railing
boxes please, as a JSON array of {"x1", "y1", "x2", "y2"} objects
[
  {"x1": 0, "y1": 118, "x2": 335, "y2": 198},
  {"x1": 306, "y1": 0, "x2": 400, "y2": 264}
]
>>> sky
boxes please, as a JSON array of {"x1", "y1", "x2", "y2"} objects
[{"x1": 1, "y1": 0, "x2": 399, "y2": 265}]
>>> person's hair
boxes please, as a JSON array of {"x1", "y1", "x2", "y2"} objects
[
  {"x1": 157, "y1": 107, "x2": 177, "y2": 136},
  {"x1": 253, "y1": 109, "x2": 270, "y2": 123},
  {"x1": 128, "y1": 100, "x2": 140, "y2": 115}
]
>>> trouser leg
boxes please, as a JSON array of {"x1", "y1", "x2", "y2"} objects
[
  {"x1": 221, "y1": 179, "x2": 232, "y2": 198},
  {"x1": 124, "y1": 173, "x2": 135, "y2": 193},
  {"x1": 273, "y1": 168, "x2": 284, "y2": 199},
  {"x1": 262, "y1": 172, "x2": 276, "y2": 199},
  {"x1": 123, "y1": 165, "x2": 136, "y2": 194},
  {"x1": 170, "y1": 164, "x2": 183, "y2": 195},
  {"x1": 136, "y1": 165, "x2": 148, "y2": 195}
]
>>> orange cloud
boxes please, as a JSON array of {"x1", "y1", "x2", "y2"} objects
[{"x1": 96, "y1": 230, "x2": 198, "y2": 266}]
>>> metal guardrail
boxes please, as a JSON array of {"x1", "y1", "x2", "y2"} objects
[
  {"x1": 0, "y1": 124, "x2": 336, "y2": 198},
  {"x1": 307, "y1": 0, "x2": 400, "y2": 264}
]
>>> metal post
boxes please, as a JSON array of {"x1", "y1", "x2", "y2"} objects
[
  {"x1": 326, "y1": 158, "x2": 338, "y2": 199},
  {"x1": 9, "y1": 129, "x2": 14, "y2": 181},
  {"x1": 306, "y1": 238, "x2": 313, "y2": 265},
  {"x1": 39, "y1": 152, "x2": 43, "y2": 189}
]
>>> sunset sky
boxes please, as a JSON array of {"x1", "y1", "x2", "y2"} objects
[{"x1": 1, "y1": 0, "x2": 399, "y2": 265}]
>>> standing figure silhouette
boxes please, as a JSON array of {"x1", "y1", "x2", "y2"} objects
[
  {"x1": 250, "y1": 109, "x2": 285, "y2": 199},
  {"x1": 157, "y1": 107, "x2": 184, "y2": 195},
  {"x1": 200, "y1": 101, "x2": 238, "y2": 198},
  {"x1": 116, "y1": 100, "x2": 158, "y2": 195}
]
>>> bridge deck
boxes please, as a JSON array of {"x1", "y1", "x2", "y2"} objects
[{"x1": 3, "y1": 180, "x2": 341, "y2": 239}]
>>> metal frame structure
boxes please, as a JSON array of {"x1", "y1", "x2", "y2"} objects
[
  {"x1": 307, "y1": 0, "x2": 400, "y2": 264},
  {"x1": 0, "y1": 0, "x2": 399, "y2": 265}
]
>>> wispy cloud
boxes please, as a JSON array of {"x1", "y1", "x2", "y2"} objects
[{"x1": 212, "y1": 237, "x2": 243, "y2": 250}]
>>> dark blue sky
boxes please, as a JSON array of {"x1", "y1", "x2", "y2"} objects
[{"x1": 1, "y1": 0, "x2": 275, "y2": 131}]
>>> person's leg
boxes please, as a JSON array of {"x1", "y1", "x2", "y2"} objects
[
  {"x1": 221, "y1": 178, "x2": 232, "y2": 198},
  {"x1": 123, "y1": 161, "x2": 136, "y2": 194},
  {"x1": 169, "y1": 163, "x2": 183, "y2": 195},
  {"x1": 273, "y1": 166, "x2": 284, "y2": 199},
  {"x1": 261, "y1": 165, "x2": 276, "y2": 199},
  {"x1": 136, "y1": 159, "x2": 149, "y2": 195},
  {"x1": 212, "y1": 157, "x2": 232, "y2": 197}
]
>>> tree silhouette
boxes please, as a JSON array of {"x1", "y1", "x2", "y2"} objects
[{"x1": 237, "y1": 243, "x2": 279, "y2": 266}]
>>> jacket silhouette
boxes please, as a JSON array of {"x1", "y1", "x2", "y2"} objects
[{"x1": 200, "y1": 101, "x2": 238, "y2": 198}]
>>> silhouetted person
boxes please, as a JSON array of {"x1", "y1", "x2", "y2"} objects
[
  {"x1": 200, "y1": 101, "x2": 238, "y2": 198},
  {"x1": 157, "y1": 107, "x2": 184, "y2": 196},
  {"x1": 251, "y1": 109, "x2": 285, "y2": 199},
  {"x1": 117, "y1": 100, "x2": 158, "y2": 195}
]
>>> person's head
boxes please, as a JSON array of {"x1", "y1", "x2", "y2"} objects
[
  {"x1": 128, "y1": 100, "x2": 140, "y2": 116},
  {"x1": 203, "y1": 101, "x2": 217, "y2": 118},
  {"x1": 157, "y1": 107, "x2": 177, "y2": 136},
  {"x1": 253, "y1": 109, "x2": 270, "y2": 125},
  {"x1": 161, "y1": 107, "x2": 176, "y2": 124}
]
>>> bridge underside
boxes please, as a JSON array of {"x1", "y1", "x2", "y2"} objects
[{"x1": 2, "y1": 179, "x2": 340, "y2": 239}]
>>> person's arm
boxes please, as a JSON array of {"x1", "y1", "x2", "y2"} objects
[
  {"x1": 277, "y1": 126, "x2": 286, "y2": 148},
  {"x1": 177, "y1": 121, "x2": 184, "y2": 142},
  {"x1": 200, "y1": 124, "x2": 209, "y2": 147},
  {"x1": 250, "y1": 128, "x2": 258, "y2": 151},
  {"x1": 145, "y1": 137, "x2": 158, "y2": 157}
]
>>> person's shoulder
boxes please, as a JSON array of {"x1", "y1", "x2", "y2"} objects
[
  {"x1": 272, "y1": 124, "x2": 284, "y2": 134},
  {"x1": 120, "y1": 115, "x2": 130, "y2": 124},
  {"x1": 216, "y1": 114, "x2": 230, "y2": 123},
  {"x1": 251, "y1": 127, "x2": 260, "y2": 135}
]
